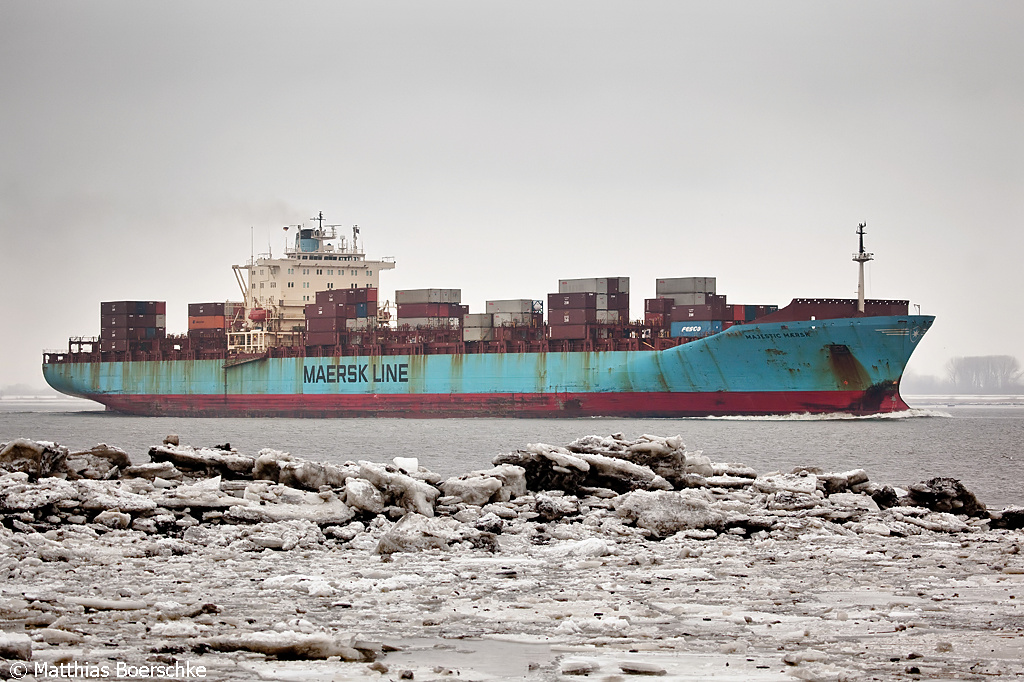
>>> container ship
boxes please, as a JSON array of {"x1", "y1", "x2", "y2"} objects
[{"x1": 42, "y1": 217, "x2": 933, "y2": 418}]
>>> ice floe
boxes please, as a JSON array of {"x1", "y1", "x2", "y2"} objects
[{"x1": 0, "y1": 432, "x2": 1022, "y2": 680}]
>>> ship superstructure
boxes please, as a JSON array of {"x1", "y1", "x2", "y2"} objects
[{"x1": 230, "y1": 212, "x2": 395, "y2": 351}]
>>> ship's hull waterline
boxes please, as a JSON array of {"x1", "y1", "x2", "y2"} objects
[{"x1": 43, "y1": 315, "x2": 933, "y2": 418}]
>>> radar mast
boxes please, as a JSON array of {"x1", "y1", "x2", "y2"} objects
[{"x1": 853, "y1": 222, "x2": 874, "y2": 313}]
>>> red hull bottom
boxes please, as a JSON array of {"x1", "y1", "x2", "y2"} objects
[{"x1": 93, "y1": 389, "x2": 910, "y2": 418}]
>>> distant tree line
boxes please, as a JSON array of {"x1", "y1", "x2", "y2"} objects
[{"x1": 944, "y1": 355, "x2": 1022, "y2": 393}]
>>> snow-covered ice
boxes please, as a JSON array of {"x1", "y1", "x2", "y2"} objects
[{"x1": 1, "y1": 432, "x2": 1022, "y2": 680}]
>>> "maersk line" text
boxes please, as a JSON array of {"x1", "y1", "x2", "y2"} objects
[{"x1": 303, "y1": 363, "x2": 409, "y2": 384}]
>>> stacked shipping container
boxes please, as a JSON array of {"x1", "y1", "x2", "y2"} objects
[
  {"x1": 462, "y1": 312, "x2": 494, "y2": 342},
  {"x1": 395, "y1": 289, "x2": 465, "y2": 329},
  {"x1": 305, "y1": 288, "x2": 379, "y2": 345},
  {"x1": 548, "y1": 277, "x2": 629, "y2": 340},
  {"x1": 643, "y1": 297, "x2": 672, "y2": 333},
  {"x1": 99, "y1": 301, "x2": 166, "y2": 352},
  {"x1": 486, "y1": 299, "x2": 542, "y2": 327},
  {"x1": 650, "y1": 277, "x2": 779, "y2": 337},
  {"x1": 187, "y1": 302, "x2": 243, "y2": 349},
  {"x1": 462, "y1": 299, "x2": 543, "y2": 342}
]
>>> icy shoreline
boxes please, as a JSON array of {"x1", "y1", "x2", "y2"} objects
[{"x1": 2, "y1": 434, "x2": 1023, "y2": 681}]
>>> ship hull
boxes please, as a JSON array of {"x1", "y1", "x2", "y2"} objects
[{"x1": 42, "y1": 315, "x2": 933, "y2": 418}]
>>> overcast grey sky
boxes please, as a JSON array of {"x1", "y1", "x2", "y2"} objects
[{"x1": 2, "y1": 1, "x2": 1021, "y2": 388}]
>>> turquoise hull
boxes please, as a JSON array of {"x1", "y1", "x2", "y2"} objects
[{"x1": 42, "y1": 315, "x2": 933, "y2": 417}]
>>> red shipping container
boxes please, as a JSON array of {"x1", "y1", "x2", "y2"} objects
[
  {"x1": 548, "y1": 292, "x2": 597, "y2": 310},
  {"x1": 127, "y1": 313, "x2": 159, "y2": 327},
  {"x1": 305, "y1": 302, "x2": 347, "y2": 318},
  {"x1": 671, "y1": 305, "x2": 714, "y2": 321},
  {"x1": 306, "y1": 331, "x2": 340, "y2": 346},
  {"x1": 552, "y1": 308, "x2": 597, "y2": 325},
  {"x1": 101, "y1": 314, "x2": 128, "y2": 329},
  {"x1": 104, "y1": 327, "x2": 157, "y2": 340},
  {"x1": 548, "y1": 324, "x2": 589, "y2": 340},
  {"x1": 366, "y1": 287, "x2": 378, "y2": 302},
  {"x1": 189, "y1": 302, "x2": 226, "y2": 316},
  {"x1": 644, "y1": 312, "x2": 667, "y2": 328},
  {"x1": 306, "y1": 317, "x2": 344, "y2": 332},
  {"x1": 397, "y1": 303, "x2": 445, "y2": 318},
  {"x1": 188, "y1": 329, "x2": 227, "y2": 340},
  {"x1": 316, "y1": 289, "x2": 350, "y2": 305},
  {"x1": 104, "y1": 327, "x2": 147, "y2": 340},
  {"x1": 605, "y1": 293, "x2": 628, "y2": 310},
  {"x1": 645, "y1": 298, "x2": 672, "y2": 314},
  {"x1": 101, "y1": 301, "x2": 150, "y2": 315},
  {"x1": 99, "y1": 339, "x2": 129, "y2": 352}
]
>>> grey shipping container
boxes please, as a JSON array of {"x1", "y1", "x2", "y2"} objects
[
  {"x1": 660, "y1": 292, "x2": 707, "y2": 306},
  {"x1": 655, "y1": 277, "x2": 717, "y2": 295},
  {"x1": 345, "y1": 317, "x2": 376, "y2": 330},
  {"x1": 463, "y1": 313, "x2": 494, "y2": 328},
  {"x1": 395, "y1": 288, "x2": 463, "y2": 305},
  {"x1": 396, "y1": 316, "x2": 461, "y2": 329},
  {"x1": 493, "y1": 312, "x2": 535, "y2": 326},
  {"x1": 596, "y1": 310, "x2": 620, "y2": 323},
  {"x1": 462, "y1": 327, "x2": 495, "y2": 342},
  {"x1": 557, "y1": 277, "x2": 630, "y2": 295},
  {"x1": 486, "y1": 299, "x2": 534, "y2": 314}
]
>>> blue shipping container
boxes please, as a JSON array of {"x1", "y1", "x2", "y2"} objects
[
  {"x1": 670, "y1": 320, "x2": 723, "y2": 338},
  {"x1": 356, "y1": 302, "x2": 368, "y2": 318}
]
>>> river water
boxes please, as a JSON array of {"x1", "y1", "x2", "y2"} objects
[{"x1": 2, "y1": 395, "x2": 1022, "y2": 509}]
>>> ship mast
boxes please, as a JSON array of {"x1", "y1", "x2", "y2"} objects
[{"x1": 853, "y1": 222, "x2": 874, "y2": 313}]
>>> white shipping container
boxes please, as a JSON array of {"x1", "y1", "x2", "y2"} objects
[
  {"x1": 558, "y1": 276, "x2": 630, "y2": 294},
  {"x1": 396, "y1": 316, "x2": 444, "y2": 328},
  {"x1": 655, "y1": 277, "x2": 717, "y2": 295},
  {"x1": 463, "y1": 313, "x2": 494, "y2": 328},
  {"x1": 559, "y1": 277, "x2": 609, "y2": 294},
  {"x1": 345, "y1": 316, "x2": 377, "y2": 330},
  {"x1": 486, "y1": 299, "x2": 534, "y2": 314},
  {"x1": 596, "y1": 310, "x2": 620, "y2": 323},
  {"x1": 492, "y1": 312, "x2": 534, "y2": 326},
  {"x1": 462, "y1": 327, "x2": 494, "y2": 342},
  {"x1": 395, "y1": 289, "x2": 432, "y2": 304},
  {"x1": 662, "y1": 292, "x2": 706, "y2": 305},
  {"x1": 395, "y1": 288, "x2": 463, "y2": 304}
]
